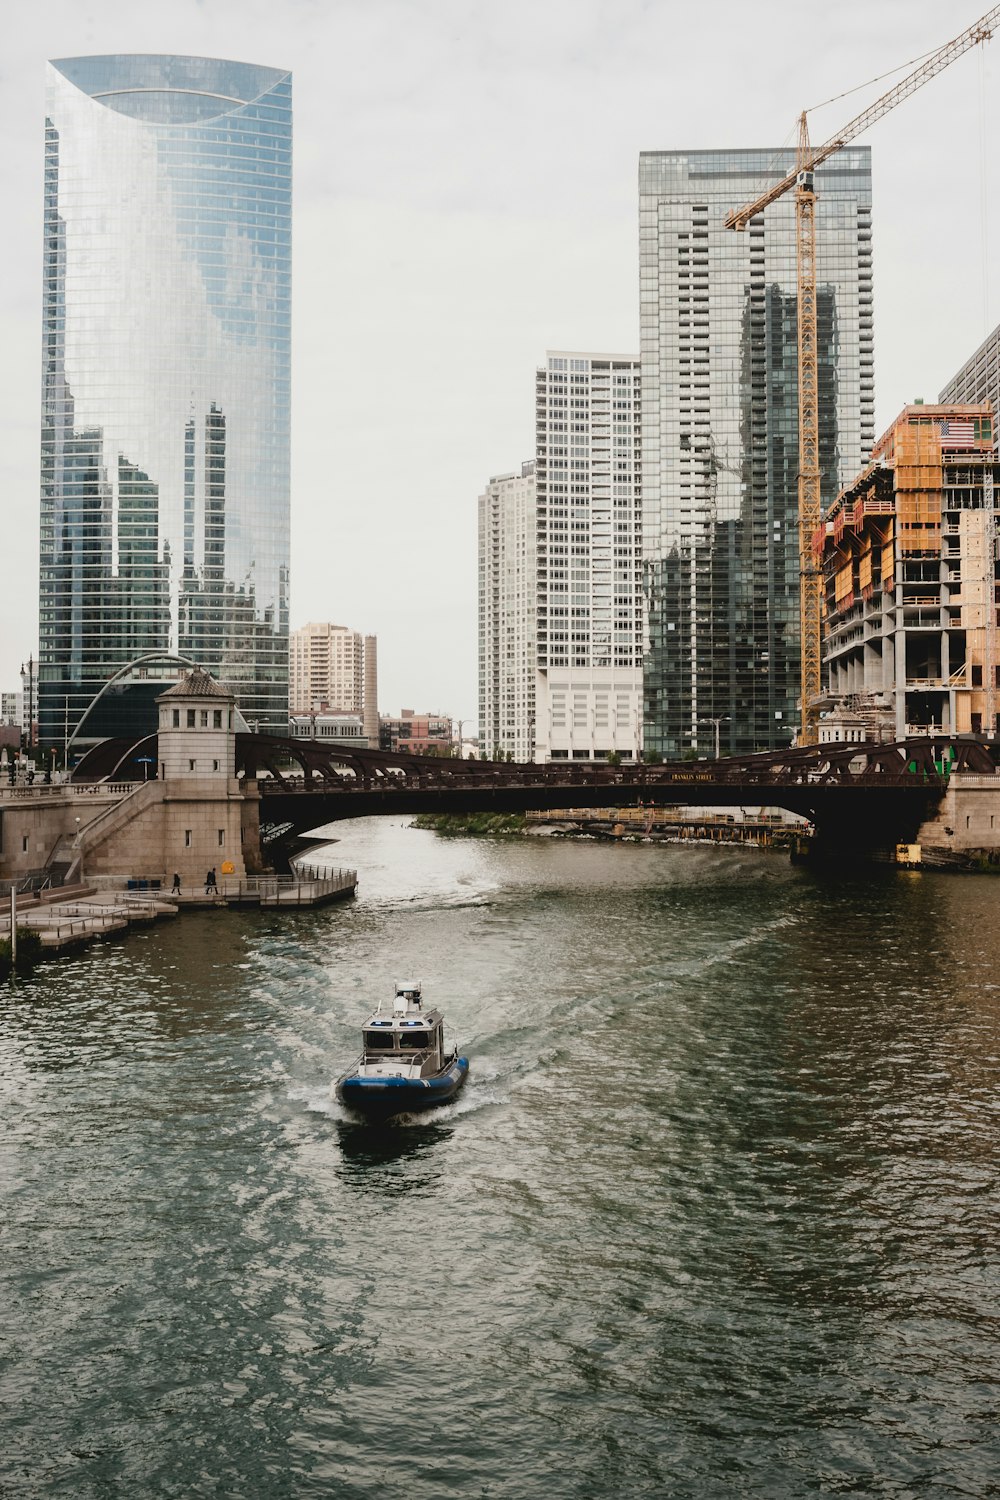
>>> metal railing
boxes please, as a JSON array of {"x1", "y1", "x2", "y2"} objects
[
  {"x1": 3, "y1": 909, "x2": 124, "y2": 941},
  {"x1": 255, "y1": 752, "x2": 956, "y2": 794},
  {"x1": 178, "y1": 870, "x2": 357, "y2": 903}
]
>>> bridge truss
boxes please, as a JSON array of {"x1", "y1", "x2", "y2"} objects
[{"x1": 72, "y1": 732, "x2": 995, "y2": 859}]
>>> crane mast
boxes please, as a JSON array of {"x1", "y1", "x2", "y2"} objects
[
  {"x1": 795, "y1": 113, "x2": 822, "y2": 749},
  {"x1": 726, "y1": 6, "x2": 1000, "y2": 744}
]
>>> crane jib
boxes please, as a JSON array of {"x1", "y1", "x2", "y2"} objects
[{"x1": 725, "y1": 8, "x2": 999, "y2": 230}]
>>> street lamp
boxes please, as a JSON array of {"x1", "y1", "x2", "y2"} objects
[
  {"x1": 20, "y1": 658, "x2": 35, "y2": 755},
  {"x1": 699, "y1": 716, "x2": 730, "y2": 759}
]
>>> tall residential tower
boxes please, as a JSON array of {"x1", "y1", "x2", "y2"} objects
[
  {"x1": 39, "y1": 55, "x2": 292, "y2": 749},
  {"x1": 478, "y1": 462, "x2": 537, "y2": 761},
  {"x1": 639, "y1": 149, "x2": 873, "y2": 755},
  {"x1": 534, "y1": 353, "x2": 643, "y2": 760},
  {"x1": 940, "y1": 320, "x2": 1000, "y2": 417},
  {"x1": 478, "y1": 355, "x2": 644, "y2": 763},
  {"x1": 290, "y1": 623, "x2": 379, "y2": 746}
]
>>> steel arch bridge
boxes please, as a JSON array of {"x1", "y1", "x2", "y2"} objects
[
  {"x1": 73, "y1": 731, "x2": 996, "y2": 857},
  {"x1": 237, "y1": 733, "x2": 992, "y2": 857}
]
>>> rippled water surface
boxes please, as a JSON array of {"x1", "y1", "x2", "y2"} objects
[{"x1": 2, "y1": 820, "x2": 999, "y2": 1497}]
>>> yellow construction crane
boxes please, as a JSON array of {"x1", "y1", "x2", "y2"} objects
[{"x1": 726, "y1": 7, "x2": 1000, "y2": 745}]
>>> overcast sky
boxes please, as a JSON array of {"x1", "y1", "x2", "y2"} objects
[{"x1": 1, "y1": 0, "x2": 998, "y2": 724}]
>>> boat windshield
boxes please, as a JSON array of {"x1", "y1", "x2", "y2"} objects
[
  {"x1": 398, "y1": 1031, "x2": 431, "y2": 1050},
  {"x1": 364, "y1": 1030, "x2": 396, "y2": 1050}
]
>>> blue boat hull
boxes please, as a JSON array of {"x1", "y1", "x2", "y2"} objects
[{"x1": 336, "y1": 1056, "x2": 470, "y2": 1120}]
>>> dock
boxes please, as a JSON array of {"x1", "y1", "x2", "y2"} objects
[
  {"x1": 1, "y1": 884, "x2": 177, "y2": 953},
  {"x1": 2, "y1": 868, "x2": 358, "y2": 960},
  {"x1": 169, "y1": 869, "x2": 358, "y2": 909}
]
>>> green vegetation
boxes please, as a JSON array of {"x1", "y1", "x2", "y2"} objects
[
  {"x1": 0, "y1": 927, "x2": 45, "y2": 980},
  {"x1": 411, "y1": 812, "x2": 527, "y2": 838}
]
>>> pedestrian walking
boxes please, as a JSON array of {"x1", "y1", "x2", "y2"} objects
[
  {"x1": 205, "y1": 868, "x2": 218, "y2": 894},
  {"x1": 171, "y1": 872, "x2": 182, "y2": 895}
]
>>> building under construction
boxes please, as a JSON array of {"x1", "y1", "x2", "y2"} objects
[{"x1": 818, "y1": 403, "x2": 998, "y2": 741}]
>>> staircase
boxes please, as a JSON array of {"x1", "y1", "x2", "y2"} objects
[
  {"x1": 46, "y1": 836, "x2": 81, "y2": 887},
  {"x1": 43, "y1": 781, "x2": 162, "y2": 884}
]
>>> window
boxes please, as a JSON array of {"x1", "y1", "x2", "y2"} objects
[
  {"x1": 363, "y1": 1029, "x2": 395, "y2": 1051},
  {"x1": 212, "y1": 759, "x2": 220, "y2": 771},
  {"x1": 399, "y1": 1030, "x2": 431, "y2": 1050},
  {"x1": 218, "y1": 830, "x2": 225, "y2": 846},
  {"x1": 184, "y1": 829, "x2": 192, "y2": 847},
  {"x1": 200, "y1": 710, "x2": 209, "y2": 728},
  {"x1": 188, "y1": 759, "x2": 196, "y2": 771},
  {"x1": 172, "y1": 709, "x2": 180, "y2": 727},
  {"x1": 187, "y1": 710, "x2": 195, "y2": 727},
  {"x1": 22, "y1": 836, "x2": 29, "y2": 853},
  {"x1": 213, "y1": 710, "x2": 222, "y2": 729}
]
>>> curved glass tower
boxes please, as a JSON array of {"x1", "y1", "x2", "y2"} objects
[{"x1": 39, "y1": 55, "x2": 291, "y2": 749}]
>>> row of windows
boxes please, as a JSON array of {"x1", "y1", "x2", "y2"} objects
[{"x1": 169, "y1": 707, "x2": 229, "y2": 729}]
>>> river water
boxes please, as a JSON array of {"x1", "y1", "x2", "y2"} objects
[{"x1": 2, "y1": 819, "x2": 999, "y2": 1498}]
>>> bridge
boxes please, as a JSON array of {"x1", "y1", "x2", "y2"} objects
[
  {"x1": 241, "y1": 734, "x2": 995, "y2": 858},
  {"x1": 68, "y1": 730, "x2": 1000, "y2": 861}
]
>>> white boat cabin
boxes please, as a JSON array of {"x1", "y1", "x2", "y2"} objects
[{"x1": 356, "y1": 983, "x2": 449, "y2": 1079}]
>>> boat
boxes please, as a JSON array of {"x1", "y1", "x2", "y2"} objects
[{"x1": 333, "y1": 982, "x2": 469, "y2": 1120}]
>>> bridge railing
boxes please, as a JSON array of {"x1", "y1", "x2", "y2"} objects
[
  {"x1": 256, "y1": 761, "x2": 946, "y2": 793},
  {"x1": 0, "y1": 781, "x2": 138, "y2": 803}
]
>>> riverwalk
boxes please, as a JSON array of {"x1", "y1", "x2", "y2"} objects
[{"x1": 2, "y1": 868, "x2": 358, "y2": 958}]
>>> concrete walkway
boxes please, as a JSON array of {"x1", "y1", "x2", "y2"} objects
[
  {"x1": 168, "y1": 869, "x2": 357, "y2": 908},
  {"x1": 3, "y1": 889, "x2": 177, "y2": 951},
  {"x1": 3, "y1": 869, "x2": 358, "y2": 958}
]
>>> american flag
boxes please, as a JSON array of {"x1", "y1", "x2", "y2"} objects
[{"x1": 941, "y1": 419, "x2": 976, "y2": 449}]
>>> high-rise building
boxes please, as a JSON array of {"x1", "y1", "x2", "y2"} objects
[
  {"x1": 940, "y1": 322, "x2": 1000, "y2": 420},
  {"x1": 819, "y1": 404, "x2": 997, "y2": 740},
  {"x1": 534, "y1": 353, "x2": 644, "y2": 760},
  {"x1": 478, "y1": 357, "x2": 645, "y2": 763},
  {"x1": 289, "y1": 624, "x2": 378, "y2": 746},
  {"x1": 478, "y1": 462, "x2": 537, "y2": 760},
  {"x1": 639, "y1": 149, "x2": 874, "y2": 756},
  {"x1": 39, "y1": 55, "x2": 292, "y2": 750}
]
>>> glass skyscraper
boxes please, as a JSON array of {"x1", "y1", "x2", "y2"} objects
[
  {"x1": 639, "y1": 149, "x2": 873, "y2": 756},
  {"x1": 39, "y1": 55, "x2": 291, "y2": 750}
]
